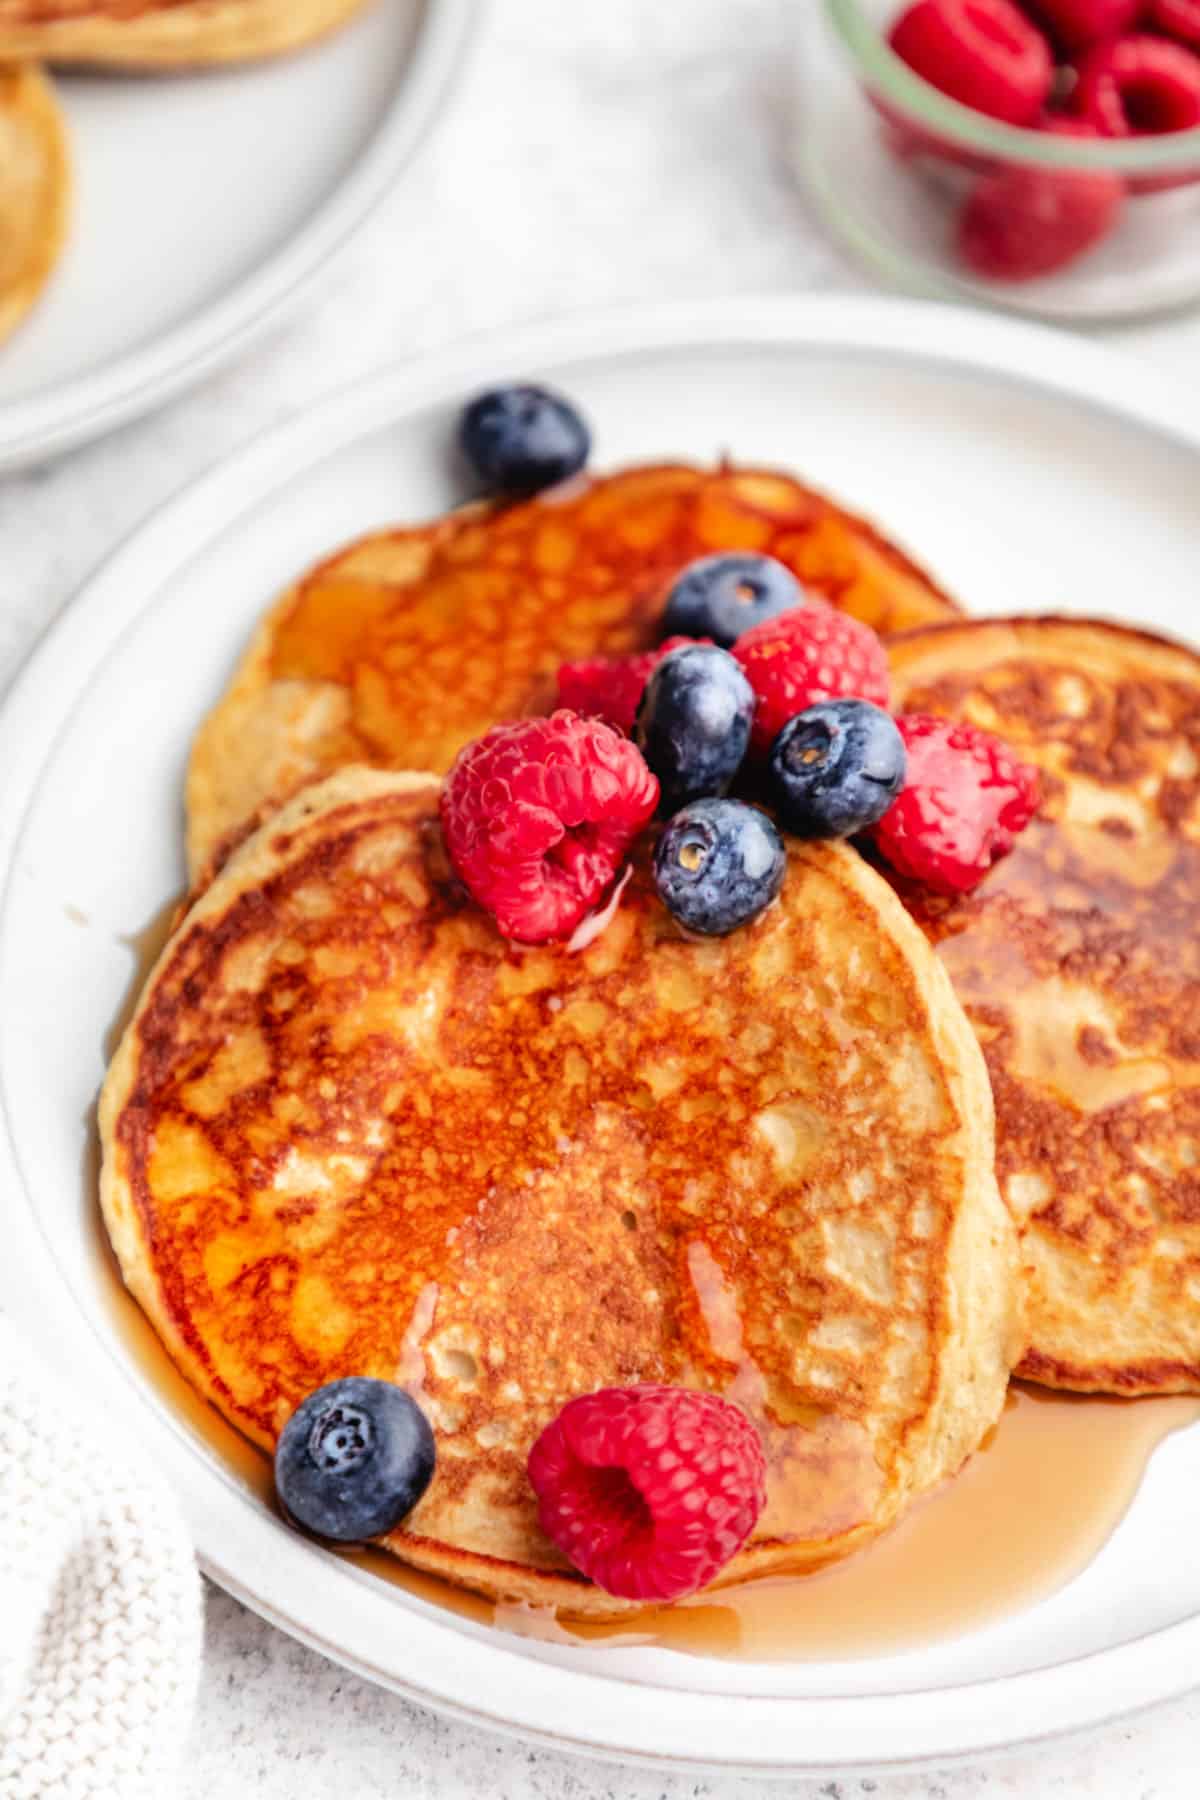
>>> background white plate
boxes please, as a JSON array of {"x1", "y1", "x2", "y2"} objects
[
  {"x1": 0, "y1": 0, "x2": 472, "y2": 471},
  {"x1": 2, "y1": 297, "x2": 1199, "y2": 1777}
]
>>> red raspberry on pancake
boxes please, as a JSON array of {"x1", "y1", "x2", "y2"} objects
[
  {"x1": 733, "y1": 603, "x2": 890, "y2": 757},
  {"x1": 440, "y1": 711, "x2": 658, "y2": 944},
  {"x1": 527, "y1": 1385, "x2": 767, "y2": 1602},
  {"x1": 556, "y1": 637, "x2": 709, "y2": 735},
  {"x1": 871, "y1": 713, "x2": 1040, "y2": 895}
]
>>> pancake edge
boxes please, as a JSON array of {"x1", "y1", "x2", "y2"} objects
[
  {"x1": 0, "y1": 64, "x2": 70, "y2": 349},
  {"x1": 0, "y1": 0, "x2": 373, "y2": 66},
  {"x1": 888, "y1": 612, "x2": 1200, "y2": 1396}
]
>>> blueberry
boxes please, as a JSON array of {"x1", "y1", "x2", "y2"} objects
[
  {"x1": 634, "y1": 645, "x2": 754, "y2": 814},
  {"x1": 768, "y1": 699, "x2": 906, "y2": 839},
  {"x1": 274, "y1": 1377, "x2": 435, "y2": 1543},
  {"x1": 661, "y1": 553, "x2": 804, "y2": 648},
  {"x1": 458, "y1": 384, "x2": 590, "y2": 496},
  {"x1": 654, "y1": 798, "x2": 786, "y2": 936}
]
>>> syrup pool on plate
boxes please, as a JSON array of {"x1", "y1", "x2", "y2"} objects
[
  {"x1": 502, "y1": 1382, "x2": 1200, "y2": 1660},
  {"x1": 94, "y1": 1204, "x2": 1198, "y2": 1661}
]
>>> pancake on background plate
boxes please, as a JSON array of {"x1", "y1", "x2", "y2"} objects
[
  {"x1": 101, "y1": 767, "x2": 1019, "y2": 1614},
  {"x1": 186, "y1": 463, "x2": 960, "y2": 880},
  {"x1": 889, "y1": 616, "x2": 1200, "y2": 1395},
  {"x1": 0, "y1": 0, "x2": 372, "y2": 66},
  {"x1": 0, "y1": 65, "x2": 68, "y2": 347}
]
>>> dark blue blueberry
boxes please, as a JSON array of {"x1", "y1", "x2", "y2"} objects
[
  {"x1": 768, "y1": 699, "x2": 906, "y2": 839},
  {"x1": 661, "y1": 553, "x2": 804, "y2": 648},
  {"x1": 654, "y1": 798, "x2": 786, "y2": 936},
  {"x1": 634, "y1": 644, "x2": 755, "y2": 814},
  {"x1": 458, "y1": 384, "x2": 590, "y2": 496},
  {"x1": 275, "y1": 1377, "x2": 435, "y2": 1543}
]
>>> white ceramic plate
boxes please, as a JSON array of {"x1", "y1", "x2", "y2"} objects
[
  {"x1": 0, "y1": 0, "x2": 472, "y2": 471},
  {"x1": 2, "y1": 297, "x2": 1199, "y2": 1777}
]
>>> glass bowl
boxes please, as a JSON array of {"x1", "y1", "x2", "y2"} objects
[{"x1": 794, "y1": 0, "x2": 1200, "y2": 321}]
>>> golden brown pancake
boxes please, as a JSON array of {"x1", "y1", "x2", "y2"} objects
[
  {"x1": 0, "y1": 65, "x2": 69, "y2": 347},
  {"x1": 102, "y1": 767, "x2": 1018, "y2": 1614},
  {"x1": 889, "y1": 616, "x2": 1200, "y2": 1395},
  {"x1": 187, "y1": 463, "x2": 960, "y2": 879},
  {"x1": 0, "y1": 0, "x2": 372, "y2": 66}
]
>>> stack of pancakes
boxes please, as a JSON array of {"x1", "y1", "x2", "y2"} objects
[{"x1": 101, "y1": 461, "x2": 1200, "y2": 1612}]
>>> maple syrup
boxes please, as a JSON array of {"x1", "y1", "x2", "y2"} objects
[
  {"x1": 92, "y1": 1211, "x2": 495, "y2": 1634},
  {"x1": 515, "y1": 1382, "x2": 1200, "y2": 1660},
  {"x1": 94, "y1": 896, "x2": 1200, "y2": 1663},
  {"x1": 93, "y1": 1175, "x2": 1199, "y2": 1662}
]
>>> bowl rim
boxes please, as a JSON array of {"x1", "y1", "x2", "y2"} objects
[{"x1": 827, "y1": 0, "x2": 1200, "y2": 171}]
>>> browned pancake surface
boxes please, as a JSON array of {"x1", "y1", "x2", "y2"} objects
[
  {"x1": 186, "y1": 463, "x2": 959, "y2": 877},
  {"x1": 889, "y1": 616, "x2": 1200, "y2": 1394},
  {"x1": 103, "y1": 769, "x2": 1015, "y2": 1612}
]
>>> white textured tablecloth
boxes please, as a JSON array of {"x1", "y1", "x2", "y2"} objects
[
  {"x1": 3, "y1": 2, "x2": 1200, "y2": 1796},
  {"x1": 0, "y1": 1322, "x2": 200, "y2": 1798}
]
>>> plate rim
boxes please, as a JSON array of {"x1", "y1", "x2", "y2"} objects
[
  {"x1": 2, "y1": 293, "x2": 1200, "y2": 1775},
  {"x1": 0, "y1": 0, "x2": 475, "y2": 473}
]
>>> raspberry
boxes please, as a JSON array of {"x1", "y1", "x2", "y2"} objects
[
  {"x1": 957, "y1": 119, "x2": 1124, "y2": 280},
  {"x1": 1148, "y1": 0, "x2": 1200, "y2": 49},
  {"x1": 440, "y1": 712, "x2": 658, "y2": 944},
  {"x1": 1075, "y1": 35, "x2": 1200, "y2": 135},
  {"x1": 888, "y1": 0, "x2": 1054, "y2": 125},
  {"x1": 1073, "y1": 33, "x2": 1200, "y2": 189},
  {"x1": 527, "y1": 1385, "x2": 766, "y2": 1603},
  {"x1": 733, "y1": 604, "x2": 890, "y2": 757},
  {"x1": 557, "y1": 637, "x2": 708, "y2": 735},
  {"x1": 870, "y1": 714, "x2": 1039, "y2": 896},
  {"x1": 1025, "y1": 0, "x2": 1141, "y2": 52}
]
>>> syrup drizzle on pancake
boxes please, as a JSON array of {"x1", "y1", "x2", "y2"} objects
[
  {"x1": 889, "y1": 618, "x2": 1200, "y2": 1395},
  {"x1": 101, "y1": 771, "x2": 1015, "y2": 1613},
  {"x1": 94, "y1": 1208, "x2": 1200, "y2": 1661},
  {"x1": 186, "y1": 463, "x2": 960, "y2": 876},
  {"x1": 98, "y1": 782, "x2": 1199, "y2": 1649}
]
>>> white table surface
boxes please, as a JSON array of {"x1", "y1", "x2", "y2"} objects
[{"x1": 4, "y1": 2, "x2": 1199, "y2": 1794}]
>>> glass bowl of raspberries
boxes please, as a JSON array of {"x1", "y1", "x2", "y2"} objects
[{"x1": 794, "y1": 0, "x2": 1200, "y2": 318}]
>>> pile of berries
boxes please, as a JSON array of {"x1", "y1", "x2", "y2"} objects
[
  {"x1": 885, "y1": 0, "x2": 1200, "y2": 281},
  {"x1": 439, "y1": 498, "x2": 1038, "y2": 944}
]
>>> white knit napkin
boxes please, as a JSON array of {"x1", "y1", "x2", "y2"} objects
[{"x1": 0, "y1": 1317, "x2": 201, "y2": 1799}]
